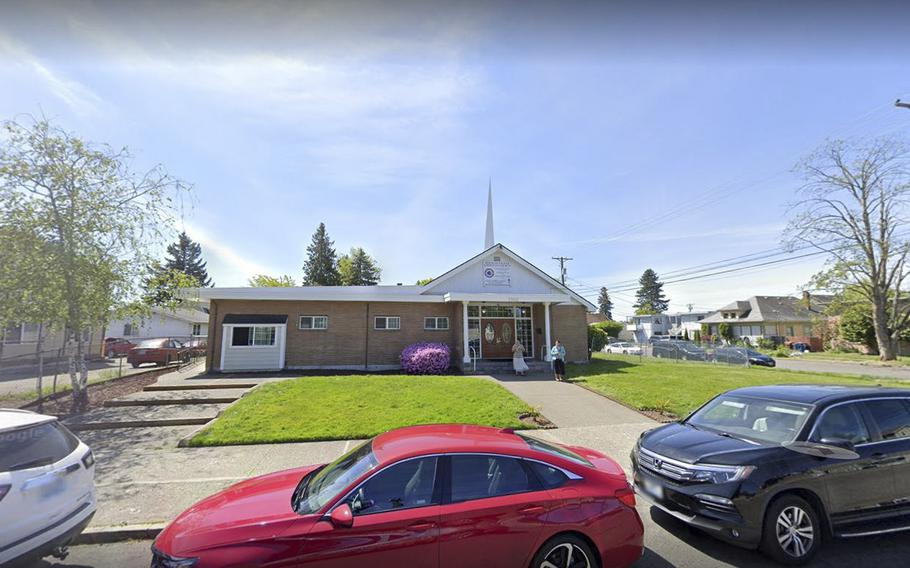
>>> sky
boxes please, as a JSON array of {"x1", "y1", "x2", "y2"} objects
[{"x1": 2, "y1": 0, "x2": 910, "y2": 318}]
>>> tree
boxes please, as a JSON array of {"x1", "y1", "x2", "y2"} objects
[
  {"x1": 718, "y1": 322, "x2": 734, "y2": 343},
  {"x1": 141, "y1": 264, "x2": 200, "y2": 307},
  {"x1": 416, "y1": 277, "x2": 434, "y2": 286},
  {"x1": 633, "y1": 268, "x2": 669, "y2": 314},
  {"x1": 597, "y1": 287, "x2": 614, "y2": 320},
  {"x1": 0, "y1": 117, "x2": 189, "y2": 411},
  {"x1": 338, "y1": 247, "x2": 382, "y2": 286},
  {"x1": 248, "y1": 274, "x2": 296, "y2": 287},
  {"x1": 163, "y1": 231, "x2": 212, "y2": 286},
  {"x1": 302, "y1": 222, "x2": 340, "y2": 286},
  {"x1": 789, "y1": 137, "x2": 910, "y2": 360}
]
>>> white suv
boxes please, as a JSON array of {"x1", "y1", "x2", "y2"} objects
[{"x1": 0, "y1": 409, "x2": 96, "y2": 565}]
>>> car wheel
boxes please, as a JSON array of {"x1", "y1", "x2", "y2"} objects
[
  {"x1": 131, "y1": 362, "x2": 140, "y2": 369},
  {"x1": 622, "y1": 350, "x2": 628, "y2": 355},
  {"x1": 106, "y1": 349, "x2": 116, "y2": 358},
  {"x1": 761, "y1": 495, "x2": 821, "y2": 565},
  {"x1": 531, "y1": 534, "x2": 596, "y2": 568}
]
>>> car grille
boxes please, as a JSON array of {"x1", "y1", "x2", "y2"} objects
[{"x1": 637, "y1": 447, "x2": 697, "y2": 482}]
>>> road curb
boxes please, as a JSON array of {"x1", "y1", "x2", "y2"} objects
[
  {"x1": 74, "y1": 523, "x2": 165, "y2": 544},
  {"x1": 68, "y1": 417, "x2": 215, "y2": 430}
]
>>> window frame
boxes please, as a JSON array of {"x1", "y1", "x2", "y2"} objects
[
  {"x1": 191, "y1": 323, "x2": 203, "y2": 336},
  {"x1": 861, "y1": 398, "x2": 910, "y2": 442},
  {"x1": 374, "y1": 316, "x2": 401, "y2": 331},
  {"x1": 299, "y1": 315, "x2": 329, "y2": 331},
  {"x1": 423, "y1": 316, "x2": 449, "y2": 331},
  {"x1": 805, "y1": 397, "x2": 910, "y2": 447},
  {"x1": 332, "y1": 455, "x2": 443, "y2": 518},
  {"x1": 808, "y1": 402, "x2": 871, "y2": 445},
  {"x1": 446, "y1": 453, "x2": 544, "y2": 505},
  {"x1": 228, "y1": 324, "x2": 278, "y2": 348}
]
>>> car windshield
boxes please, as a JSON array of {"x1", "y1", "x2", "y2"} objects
[
  {"x1": 686, "y1": 395, "x2": 812, "y2": 444},
  {"x1": 517, "y1": 431, "x2": 592, "y2": 466},
  {"x1": 0, "y1": 421, "x2": 80, "y2": 472},
  {"x1": 294, "y1": 440, "x2": 378, "y2": 514},
  {"x1": 136, "y1": 339, "x2": 165, "y2": 348}
]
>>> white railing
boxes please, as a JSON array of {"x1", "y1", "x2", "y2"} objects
[{"x1": 469, "y1": 346, "x2": 478, "y2": 372}]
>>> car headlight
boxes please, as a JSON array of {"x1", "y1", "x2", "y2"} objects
[
  {"x1": 690, "y1": 464, "x2": 755, "y2": 484},
  {"x1": 151, "y1": 546, "x2": 198, "y2": 568}
]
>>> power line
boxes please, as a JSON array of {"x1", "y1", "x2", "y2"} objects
[{"x1": 552, "y1": 256, "x2": 573, "y2": 285}]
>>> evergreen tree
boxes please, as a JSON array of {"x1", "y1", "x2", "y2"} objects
[
  {"x1": 597, "y1": 287, "x2": 614, "y2": 320},
  {"x1": 338, "y1": 247, "x2": 382, "y2": 286},
  {"x1": 162, "y1": 231, "x2": 212, "y2": 286},
  {"x1": 248, "y1": 274, "x2": 296, "y2": 287},
  {"x1": 633, "y1": 268, "x2": 669, "y2": 314},
  {"x1": 302, "y1": 222, "x2": 340, "y2": 285}
]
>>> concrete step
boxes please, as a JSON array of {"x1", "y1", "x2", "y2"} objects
[
  {"x1": 144, "y1": 382, "x2": 259, "y2": 391},
  {"x1": 64, "y1": 404, "x2": 229, "y2": 431},
  {"x1": 103, "y1": 388, "x2": 248, "y2": 407}
]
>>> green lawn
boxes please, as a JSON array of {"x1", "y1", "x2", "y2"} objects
[
  {"x1": 188, "y1": 374, "x2": 536, "y2": 446},
  {"x1": 569, "y1": 353, "x2": 907, "y2": 419}
]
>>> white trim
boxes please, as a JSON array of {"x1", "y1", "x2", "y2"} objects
[
  {"x1": 544, "y1": 302, "x2": 552, "y2": 362},
  {"x1": 462, "y1": 302, "x2": 471, "y2": 364},
  {"x1": 195, "y1": 286, "x2": 440, "y2": 302},
  {"x1": 424, "y1": 316, "x2": 449, "y2": 330},
  {"x1": 220, "y1": 323, "x2": 287, "y2": 372},
  {"x1": 298, "y1": 315, "x2": 329, "y2": 330},
  {"x1": 443, "y1": 292, "x2": 572, "y2": 304},
  {"x1": 374, "y1": 316, "x2": 401, "y2": 330},
  {"x1": 224, "y1": 324, "x2": 279, "y2": 348}
]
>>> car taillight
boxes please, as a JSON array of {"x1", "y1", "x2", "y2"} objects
[
  {"x1": 0, "y1": 484, "x2": 10, "y2": 503},
  {"x1": 615, "y1": 485, "x2": 636, "y2": 508},
  {"x1": 82, "y1": 449, "x2": 95, "y2": 469}
]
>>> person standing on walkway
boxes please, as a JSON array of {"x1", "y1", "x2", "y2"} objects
[
  {"x1": 512, "y1": 341, "x2": 529, "y2": 376},
  {"x1": 550, "y1": 339, "x2": 567, "y2": 381}
]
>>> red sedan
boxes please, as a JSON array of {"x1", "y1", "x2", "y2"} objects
[
  {"x1": 152, "y1": 424, "x2": 643, "y2": 568},
  {"x1": 126, "y1": 338, "x2": 190, "y2": 368}
]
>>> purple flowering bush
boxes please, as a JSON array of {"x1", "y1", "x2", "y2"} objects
[{"x1": 400, "y1": 342, "x2": 451, "y2": 375}]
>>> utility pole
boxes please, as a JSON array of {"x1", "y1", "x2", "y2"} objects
[
  {"x1": 552, "y1": 256, "x2": 573, "y2": 285},
  {"x1": 897, "y1": 99, "x2": 910, "y2": 110}
]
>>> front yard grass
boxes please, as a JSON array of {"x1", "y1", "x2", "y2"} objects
[
  {"x1": 188, "y1": 374, "x2": 535, "y2": 446},
  {"x1": 570, "y1": 353, "x2": 907, "y2": 419}
]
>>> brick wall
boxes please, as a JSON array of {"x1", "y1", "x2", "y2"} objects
[
  {"x1": 208, "y1": 299, "x2": 457, "y2": 371},
  {"x1": 552, "y1": 304, "x2": 589, "y2": 363}
]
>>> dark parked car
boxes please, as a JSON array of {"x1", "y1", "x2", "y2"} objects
[
  {"x1": 746, "y1": 350, "x2": 776, "y2": 367},
  {"x1": 126, "y1": 338, "x2": 190, "y2": 368},
  {"x1": 713, "y1": 348, "x2": 776, "y2": 367},
  {"x1": 103, "y1": 337, "x2": 135, "y2": 358},
  {"x1": 153, "y1": 425, "x2": 644, "y2": 568},
  {"x1": 632, "y1": 385, "x2": 910, "y2": 565},
  {"x1": 652, "y1": 340, "x2": 707, "y2": 362}
]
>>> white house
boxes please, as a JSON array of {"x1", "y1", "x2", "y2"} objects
[
  {"x1": 625, "y1": 311, "x2": 708, "y2": 343},
  {"x1": 106, "y1": 307, "x2": 209, "y2": 342}
]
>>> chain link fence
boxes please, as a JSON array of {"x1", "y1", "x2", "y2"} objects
[{"x1": 643, "y1": 340, "x2": 762, "y2": 367}]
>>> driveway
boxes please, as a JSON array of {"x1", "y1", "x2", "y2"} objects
[{"x1": 775, "y1": 357, "x2": 910, "y2": 380}]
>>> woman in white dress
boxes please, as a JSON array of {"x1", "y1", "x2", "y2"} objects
[{"x1": 512, "y1": 341, "x2": 529, "y2": 376}]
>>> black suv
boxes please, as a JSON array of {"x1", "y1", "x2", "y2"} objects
[{"x1": 631, "y1": 385, "x2": 910, "y2": 565}]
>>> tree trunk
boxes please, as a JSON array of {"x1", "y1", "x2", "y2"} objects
[
  {"x1": 872, "y1": 297, "x2": 896, "y2": 360},
  {"x1": 69, "y1": 332, "x2": 90, "y2": 413},
  {"x1": 35, "y1": 324, "x2": 45, "y2": 412}
]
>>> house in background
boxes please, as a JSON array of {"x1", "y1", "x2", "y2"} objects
[
  {"x1": 105, "y1": 306, "x2": 209, "y2": 342},
  {"x1": 625, "y1": 311, "x2": 708, "y2": 343},
  {"x1": 1, "y1": 324, "x2": 105, "y2": 364},
  {"x1": 699, "y1": 292, "x2": 833, "y2": 349}
]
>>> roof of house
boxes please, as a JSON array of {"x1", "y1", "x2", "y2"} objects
[
  {"x1": 157, "y1": 306, "x2": 210, "y2": 324},
  {"x1": 192, "y1": 243, "x2": 596, "y2": 310},
  {"x1": 700, "y1": 295, "x2": 834, "y2": 324}
]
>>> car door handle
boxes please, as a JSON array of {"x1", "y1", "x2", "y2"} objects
[
  {"x1": 519, "y1": 505, "x2": 546, "y2": 515},
  {"x1": 407, "y1": 521, "x2": 436, "y2": 532}
]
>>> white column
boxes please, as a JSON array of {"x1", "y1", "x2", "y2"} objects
[
  {"x1": 462, "y1": 301, "x2": 471, "y2": 363},
  {"x1": 543, "y1": 302, "x2": 552, "y2": 361}
]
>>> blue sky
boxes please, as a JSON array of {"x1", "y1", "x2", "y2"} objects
[{"x1": 2, "y1": 1, "x2": 910, "y2": 317}]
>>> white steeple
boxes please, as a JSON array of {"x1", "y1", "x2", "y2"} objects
[{"x1": 484, "y1": 179, "x2": 494, "y2": 249}]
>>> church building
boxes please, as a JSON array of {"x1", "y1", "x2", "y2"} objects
[{"x1": 198, "y1": 190, "x2": 594, "y2": 372}]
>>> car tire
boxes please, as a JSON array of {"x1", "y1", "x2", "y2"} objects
[
  {"x1": 530, "y1": 534, "x2": 597, "y2": 568},
  {"x1": 106, "y1": 349, "x2": 115, "y2": 358},
  {"x1": 131, "y1": 362, "x2": 140, "y2": 369},
  {"x1": 622, "y1": 350, "x2": 628, "y2": 355},
  {"x1": 760, "y1": 494, "x2": 821, "y2": 565}
]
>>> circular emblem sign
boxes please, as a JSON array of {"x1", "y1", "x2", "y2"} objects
[{"x1": 483, "y1": 267, "x2": 495, "y2": 278}]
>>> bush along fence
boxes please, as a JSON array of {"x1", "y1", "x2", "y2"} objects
[{"x1": 401, "y1": 342, "x2": 452, "y2": 374}]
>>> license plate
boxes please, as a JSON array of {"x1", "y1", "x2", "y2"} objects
[{"x1": 642, "y1": 477, "x2": 664, "y2": 500}]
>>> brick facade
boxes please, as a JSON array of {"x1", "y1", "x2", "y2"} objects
[{"x1": 551, "y1": 304, "x2": 589, "y2": 363}]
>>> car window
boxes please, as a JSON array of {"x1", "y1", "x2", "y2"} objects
[
  {"x1": 526, "y1": 460, "x2": 569, "y2": 489},
  {"x1": 0, "y1": 421, "x2": 80, "y2": 472},
  {"x1": 349, "y1": 457, "x2": 438, "y2": 515},
  {"x1": 517, "y1": 432, "x2": 593, "y2": 466},
  {"x1": 687, "y1": 395, "x2": 812, "y2": 444},
  {"x1": 450, "y1": 455, "x2": 534, "y2": 502},
  {"x1": 810, "y1": 404, "x2": 870, "y2": 445},
  {"x1": 296, "y1": 440, "x2": 377, "y2": 514},
  {"x1": 863, "y1": 399, "x2": 910, "y2": 441}
]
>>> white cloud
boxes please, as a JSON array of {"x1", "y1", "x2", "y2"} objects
[
  {"x1": 0, "y1": 33, "x2": 103, "y2": 116},
  {"x1": 183, "y1": 222, "x2": 279, "y2": 286}
]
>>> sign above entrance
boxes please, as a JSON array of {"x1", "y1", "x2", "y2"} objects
[{"x1": 481, "y1": 259, "x2": 512, "y2": 287}]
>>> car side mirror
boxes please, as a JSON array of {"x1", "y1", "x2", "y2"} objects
[
  {"x1": 819, "y1": 437, "x2": 855, "y2": 453},
  {"x1": 329, "y1": 503, "x2": 354, "y2": 528}
]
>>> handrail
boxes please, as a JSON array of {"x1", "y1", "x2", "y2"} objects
[{"x1": 469, "y1": 346, "x2": 478, "y2": 372}]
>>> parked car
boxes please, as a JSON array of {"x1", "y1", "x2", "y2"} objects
[
  {"x1": 126, "y1": 338, "x2": 190, "y2": 368},
  {"x1": 153, "y1": 424, "x2": 644, "y2": 568},
  {"x1": 746, "y1": 350, "x2": 776, "y2": 367},
  {"x1": 0, "y1": 409, "x2": 96, "y2": 566},
  {"x1": 632, "y1": 385, "x2": 910, "y2": 565},
  {"x1": 103, "y1": 337, "x2": 135, "y2": 358},
  {"x1": 606, "y1": 342, "x2": 641, "y2": 355},
  {"x1": 652, "y1": 340, "x2": 707, "y2": 361},
  {"x1": 184, "y1": 337, "x2": 207, "y2": 357}
]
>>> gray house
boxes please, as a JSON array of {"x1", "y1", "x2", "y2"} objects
[{"x1": 700, "y1": 292, "x2": 833, "y2": 347}]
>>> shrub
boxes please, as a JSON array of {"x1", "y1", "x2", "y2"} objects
[
  {"x1": 757, "y1": 337, "x2": 777, "y2": 350},
  {"x1": 594, "y1": 320, "x2": 623, "y2": 338},
  {"x1": 588, "y1": 326, "x2": 609, "y2": 352},
  {"x1": 400, "y1": 342, "x2": 451, "y2": 374},
  {"x1": 771, "y1": 347, "x2": 791, "y2": 358}
]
